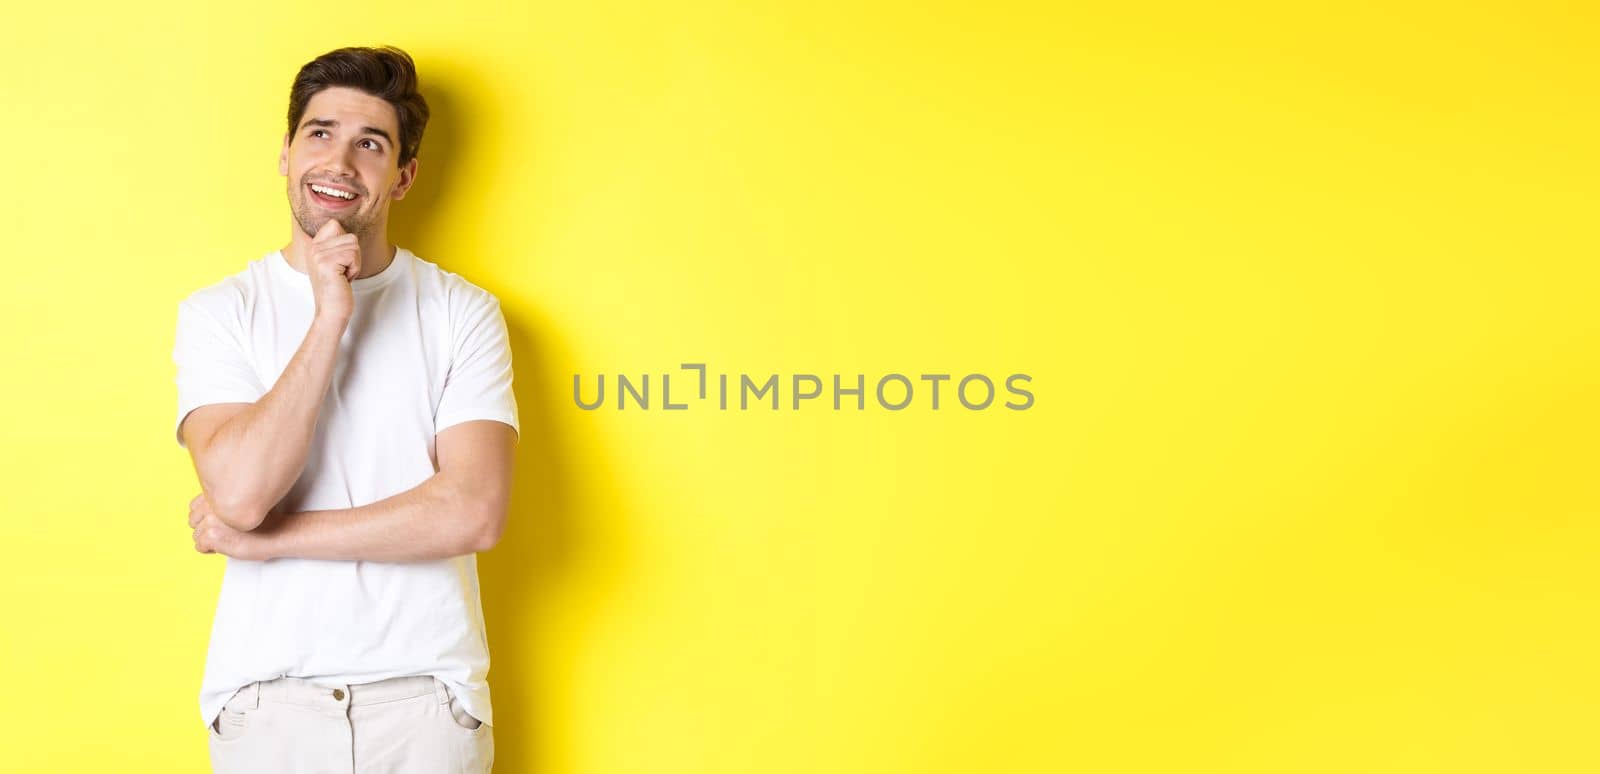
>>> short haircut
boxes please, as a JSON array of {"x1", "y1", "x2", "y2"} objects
[{"x1": 286, "y1": 45, "x2": 430, "y2": 167}]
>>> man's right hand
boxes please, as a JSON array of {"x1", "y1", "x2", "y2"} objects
[{"x1": 310, "y1": 218, "x2": 360, "y2": 323}]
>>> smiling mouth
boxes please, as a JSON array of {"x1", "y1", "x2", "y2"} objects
[{"x1": 307, "y1": 183, "x2": 361, "y2": 208}]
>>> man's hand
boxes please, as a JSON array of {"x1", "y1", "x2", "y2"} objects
[
  {"x1": 309, "y1": 217, "x2": 360, "y2": 323},
  {"x1": 189, "y1": 492, "x2": 271, "y2": 561}
]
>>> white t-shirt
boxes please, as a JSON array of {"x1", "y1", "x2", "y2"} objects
[{"x1": 172, "y1": 245, "x2": 519, "y2": 733}]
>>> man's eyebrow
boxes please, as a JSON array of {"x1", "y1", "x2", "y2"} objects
[{"x1": 299, "y1": 118, "x2": 394, "y2": 147}]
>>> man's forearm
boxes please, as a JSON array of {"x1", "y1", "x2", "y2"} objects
[
  {"x1": 242, "y1": 471, "x2": 491, "y2": 563},
  {"x1": 197, "y1": 314, "x2": 348, "y2": 530}
]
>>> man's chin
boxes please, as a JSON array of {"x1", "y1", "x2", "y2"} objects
[{"x1": 295, "y1": 212, "x2": 359, "y2": 238}]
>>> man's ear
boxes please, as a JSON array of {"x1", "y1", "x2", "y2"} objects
[
  {"x1": 391, "y1": 156, "x2": 419, "y2": 201},
  {"x1": 278, "y1": 133, "x2": 290, "y2": 176}
]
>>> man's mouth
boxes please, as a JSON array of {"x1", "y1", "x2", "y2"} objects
[{"x1": 307, "y1": 182, "x2": 361, "y2": 209}]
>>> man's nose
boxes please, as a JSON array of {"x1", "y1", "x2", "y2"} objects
[{"x1": 321, "y1": 145, "x2": 357, "y2": 176}]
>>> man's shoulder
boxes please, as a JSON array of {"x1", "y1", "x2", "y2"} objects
[
  {"x1": 178, "y1": 252, "x2": 274, "y2": 317},
  {"x1": 405, "y1": 249, "x2": 504, "y2": 310}
]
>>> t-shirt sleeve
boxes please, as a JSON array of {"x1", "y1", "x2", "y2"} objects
[
  {"x1": 435, "y1": 290, "x2": 520, "y2": 440},
  {"x1": 172, "y1": 298, "x2": 266, "y2": 448}
]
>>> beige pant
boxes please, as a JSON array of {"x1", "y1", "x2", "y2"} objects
[{"x1": 207, "y1": 674, "x2": 493, "y2": 773}]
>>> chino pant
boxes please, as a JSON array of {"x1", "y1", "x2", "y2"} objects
[{"x1": 207, "y1": 674, "x2": 493, "y2": 773}]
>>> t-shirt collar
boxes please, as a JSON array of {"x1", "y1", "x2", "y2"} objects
[{"x1": 269, "y1": 245, "x2": 408, "y2": 293}]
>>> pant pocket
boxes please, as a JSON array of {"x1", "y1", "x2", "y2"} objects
[
  {"x1": 447, "y1": 693, "x2": 484, "y2": 731},
  {"x1": 436, "y1": 681, "x2": 485, "y2": 733},
  {"x1": 210, "y1": 687, "x2": 254, "y2": 742}
]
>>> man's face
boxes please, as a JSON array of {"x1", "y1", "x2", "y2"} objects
[{"x1": 280, "y1": 86, "x2": 417, "y2": 239}]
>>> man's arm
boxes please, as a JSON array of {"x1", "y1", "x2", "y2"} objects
[
  {"x1": 236, "y1": 420, "x2": 517, "y2": 562},
  {"x1": 181, "y1": 218, "x2": 363, "y2": 532},
  {"x1": 182, "y1": 313, "x2": 348, "y2": 532}
]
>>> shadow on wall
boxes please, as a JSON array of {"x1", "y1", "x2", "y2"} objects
[
  {"x1": 386, "y1": 71, "x2": 634, "y2": 773},
  {"x1": 388, "y1": 76, "x2": 457, "y2": 259},
  {"x1": 484, "y1": 309, "x2": 618, "y2": 773}
]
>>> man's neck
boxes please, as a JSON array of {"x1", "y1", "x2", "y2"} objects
[{"x1": 281, "y1": 228, "x2": 397, "y2": 280}]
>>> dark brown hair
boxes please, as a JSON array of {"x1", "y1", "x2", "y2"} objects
[{"x1": 286, "y1": 46, "x2": 430, "y2": 167}]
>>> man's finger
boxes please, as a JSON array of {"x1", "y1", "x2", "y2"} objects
[{"x1": 315, "y1": 217, "x2": 346, "y2": 241}]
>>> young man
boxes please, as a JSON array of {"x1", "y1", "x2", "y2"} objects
[{"x1": 173, "y1": 46, "x2": 515, "y2": 772}]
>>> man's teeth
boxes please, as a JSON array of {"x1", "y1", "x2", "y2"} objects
[{"x1": 311, "y1": 184, "x2": 356, "y2": 200}]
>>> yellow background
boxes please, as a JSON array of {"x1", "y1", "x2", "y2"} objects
[{"x1": 2, "y1": 1, "x2": 1596, "y2": 771}]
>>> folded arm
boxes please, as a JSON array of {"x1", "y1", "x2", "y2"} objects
[{"x1": 237, "y1": 420, "x2": 517, "y2": 562}]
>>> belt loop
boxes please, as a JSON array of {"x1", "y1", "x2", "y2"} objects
[{"x1": 433, "y1": 677, "x2": 450, "y2": 705}]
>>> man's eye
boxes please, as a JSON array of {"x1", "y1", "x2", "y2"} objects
[
  {"x1": 361, "y1": 140, "x2": 380, "y2": 150},
  {"x1": 310, "y1": 130, "x2": 327, "y2": 138}
]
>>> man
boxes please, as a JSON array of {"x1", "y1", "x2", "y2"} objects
[{"x1": 173, "y1": 45, "x2": 514, "y2": 773}]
